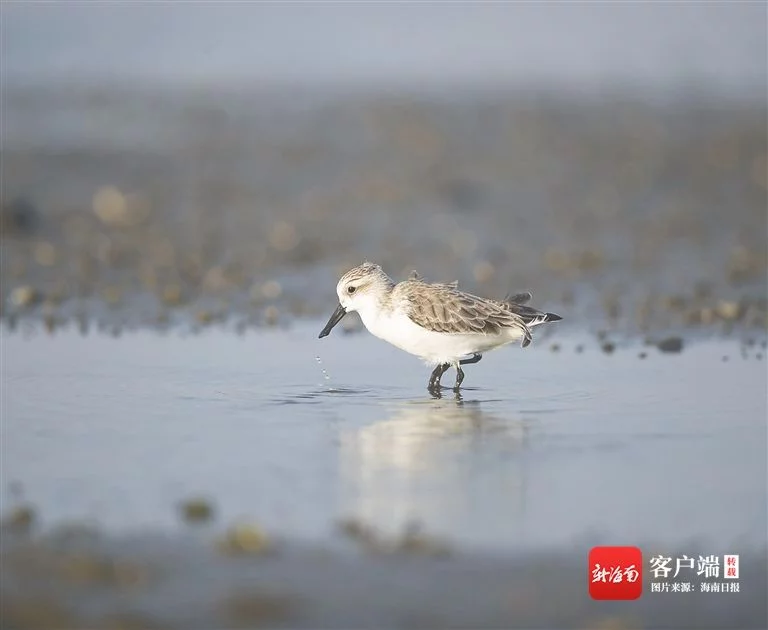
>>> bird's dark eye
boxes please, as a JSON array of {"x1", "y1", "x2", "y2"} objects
[{"x1": 347, "y1": 286, "x2": 356, "y2": 294}]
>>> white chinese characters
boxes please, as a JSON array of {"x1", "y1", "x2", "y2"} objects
[
  {"x1": 649, "y1": 554, "x2": 741, "y2": 595},
  {"x1": 697, "y1": 555, "x2": 720, "y2": 578},
  {"x1": 592, "y1": 564, "x2": 640, "y2": 584}
]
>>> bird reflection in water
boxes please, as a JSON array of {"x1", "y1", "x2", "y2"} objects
[{"x1": 338, "y1": 395, "x2": 530, "y2": 543}]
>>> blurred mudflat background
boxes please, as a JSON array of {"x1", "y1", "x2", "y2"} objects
[
  {"x1": 1, "y1": 3, "x2": 766, "y2": 629},
  {"x1": 3, "y1": 86, "x2": 767, "y2": 335}
]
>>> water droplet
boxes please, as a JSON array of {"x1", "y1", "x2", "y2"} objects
[{"x1": 315, "y1": 355, "x2": 331, "y2": 381}]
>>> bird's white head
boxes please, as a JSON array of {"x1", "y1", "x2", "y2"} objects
[{"x1": 319, "y1": 262, "x2": 394, "y2": 338}]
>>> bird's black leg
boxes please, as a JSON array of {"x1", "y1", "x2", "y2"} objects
[
  {"x1": 454, "y1": 364, "x2": 465, "y2": 391},
  {"x1": 428, "y1": 363, "x2": 450, "y2": 396},
  {"x1": 452, "y1": 353, "x2": 481, "y2": 391}
]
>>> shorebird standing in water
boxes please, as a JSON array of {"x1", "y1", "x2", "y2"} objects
[{"x1": 319, "y1": 262, "x2": 562, "y2": 396}]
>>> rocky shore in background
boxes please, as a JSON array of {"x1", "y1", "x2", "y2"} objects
[{"x1": 2, "y1": 86, "x2": 766, "y2": 340}]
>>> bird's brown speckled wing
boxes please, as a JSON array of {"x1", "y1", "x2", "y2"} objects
[{"x1": 396, "y1": 280, "x2": 532, "y2": 345}]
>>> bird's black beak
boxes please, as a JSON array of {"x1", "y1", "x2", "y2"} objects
[{"x1": 318, "y1": 303, "x2": 347, "y2": 338}]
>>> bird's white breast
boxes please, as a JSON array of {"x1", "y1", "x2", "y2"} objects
[{"x1": 357, "y1": 304, "x2": 520, "y2": 365}]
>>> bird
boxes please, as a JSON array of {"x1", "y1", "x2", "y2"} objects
[{"x1": 318, "y1": 262, "x2": 562, "y2": 395}]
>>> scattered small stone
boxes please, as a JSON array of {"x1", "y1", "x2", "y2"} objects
[
  {"x1": 0, "y1": 197, "x2": 40, "y2": 236},
  {"x1": 337, "y1": 517, "x2": 378, "y2": 547},
  {"x1": 33, "y1": 241, "x2": 57, "y2": 266},
  {"x1": 260, "y1": 280, "x2": 282, "y2": 300},
  {"x1": 727, "y1": 245, "x2": 758, "y2": 284},
  {"x1": 575, "y1": 344, "x2": 584, "y2": 353},
  {"x1": 1, "y1": 504, "x2": 35, "y2": 534},
  {"x1": 638, "y1": 352, "x2": 647, "y2": 359},
  {"x1": 161, "y1": 284, "x2": 184, "y2": 307},
  {"x1": 179, "y1": 498, "x2": 215, "y2": 524},
  {"x1": 550, "y1": 343, "x2": 561, "y2": 353},
  {"x1": 722, "y1": 356, "x2": 729, "y2": 362},
  {"x1": 396, "y1": 522, "x2": 452, "y2": 558},
  {"x1": 685, "y1": 307, "x2": 714, "y2": 326},
  {"x1": 657, "y1": 337, "x2": 684, "y2": 353},
  {"x1": 93, "y1": 186, "x2": 124, "y2": 221},
  {"x1": 196, "y1": 310, "x2": 214, "y2": 325},
  {"x1": 716, "y1": 300, "x2": 741, "y2": 321},
  {"x1": 9, "y1": 285, "x2": 40, "y2": 309},
  {"x1": 92, "y1": 186, "x2": 149, "y2": 227},
  {"x1": 601, "y1": 342, "x2": 615, "y2": 355},
  {"x1": 756, "y1": 353, "x2": 763, "y2": 360},
  {"x1": 217, "y1": 523, "x2": 272, "y2": 556},
  {"x1": 202, "y1": 266, "x2": 232, "y2": 293}
]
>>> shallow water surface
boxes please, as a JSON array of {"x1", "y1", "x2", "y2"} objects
[{"x1": 3, "y1": 323, "x2": 766, "y2": 553}]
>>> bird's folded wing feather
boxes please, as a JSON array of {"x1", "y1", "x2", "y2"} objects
[{"x1": 398, "y1": 281, "x2": 531, "y2": 343}]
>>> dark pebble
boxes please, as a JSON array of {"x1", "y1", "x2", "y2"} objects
[
  {"x1": 180, "y1": 498, "x2": 215, "y2": 524},
  {"x1": 657, "y1": 337, "x2": 684, "y2": 353},
  {"x1": 0, "y1": 197, "x2": 40, "y2": 237}
]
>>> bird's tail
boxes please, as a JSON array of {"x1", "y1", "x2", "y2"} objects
[
  {"x1": 519, "y1": 311, "x2": 561, "y2": 348},
  {"x1": 511, "y1": 306, "x2": 562, "y2": 329},
  {"x1": 499, "y1": 292, "x2": 562, "y2": 347}
]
